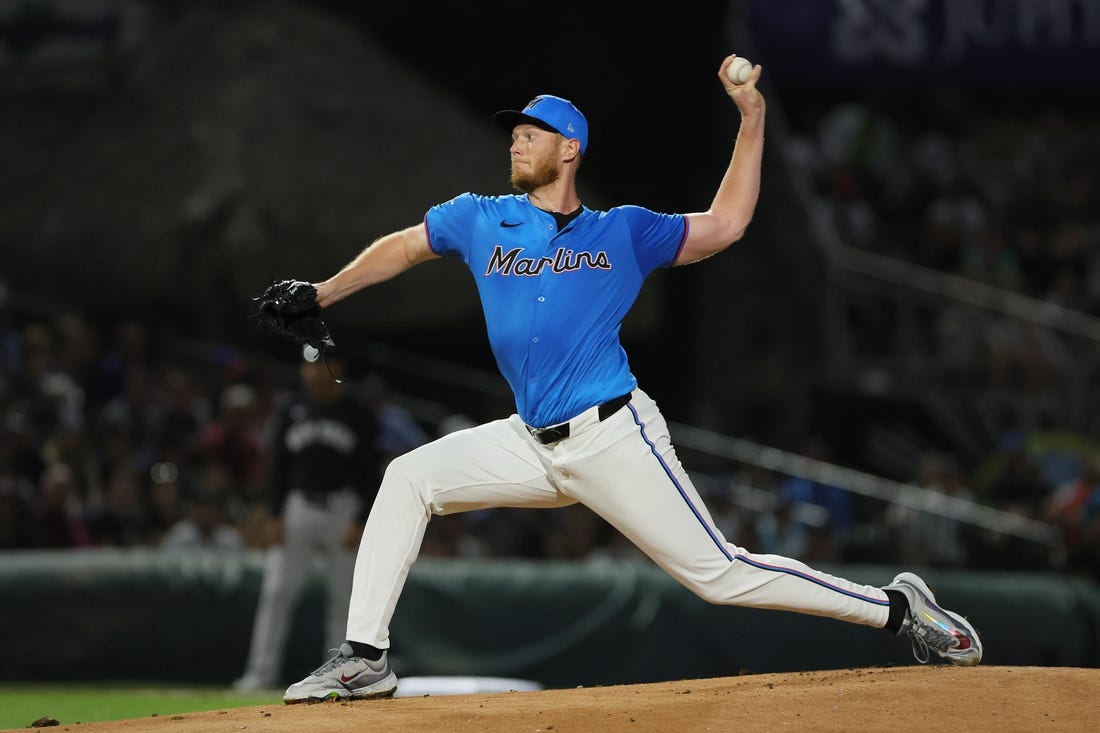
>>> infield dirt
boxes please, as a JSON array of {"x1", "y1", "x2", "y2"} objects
[{"x1": 4, "y1": 665, "x2": 1096, "y2": 733}]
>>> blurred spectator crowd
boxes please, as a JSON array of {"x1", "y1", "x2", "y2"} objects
[
  {"x1": 701, "y1": 436, "x2": 1100, "y2": 580},
  {"x1": 0, "y1": 294, "x2": 276, "y2": 552},
  {"x1": 787, "y1": 89, "x2": 1100, "y2": 391},
  {"x1": 2, "y1": 278, "x2": 1099, "y2": 581}
]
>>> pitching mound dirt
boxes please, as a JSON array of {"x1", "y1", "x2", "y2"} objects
[{"x1": 6, "y1": 666, "x2": 1097, "y2": 733}]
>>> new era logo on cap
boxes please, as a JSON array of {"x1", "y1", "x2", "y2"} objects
[{"x1": 493, "y1": 94, "x2": 590, "y2": 155}]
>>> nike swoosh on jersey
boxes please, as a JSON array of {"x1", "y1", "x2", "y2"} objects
[{"x1": 499, "y1": 220, "x2": 523, "y2": 228}]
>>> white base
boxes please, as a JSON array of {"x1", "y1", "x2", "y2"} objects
[{"x1": 394, "y1": 676, "x2": 543, "y2": 697}]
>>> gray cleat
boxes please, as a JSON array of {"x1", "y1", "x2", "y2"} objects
[
  {"x1": 283, "y1": 643, "x2": 397, "y2": 704},
  {"x1": 885, "y1": 572, "x2": 983, "y2": 666}
]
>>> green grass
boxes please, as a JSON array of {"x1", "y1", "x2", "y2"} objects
[{"x1": 0, "y1": 684, "x2": 283, "y2": 730}]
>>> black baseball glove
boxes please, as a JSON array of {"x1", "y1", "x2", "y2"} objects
[{"x1": 251, "y1": 279, "x2": 336, "y2": 353}]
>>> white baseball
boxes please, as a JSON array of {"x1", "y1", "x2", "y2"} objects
[{"x1": 726, "y1": 56, "x2": 753, "y2": 85}]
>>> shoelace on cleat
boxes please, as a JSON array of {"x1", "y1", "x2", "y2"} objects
[
  {"x1": 310, "y1": 647, "x2": 350, "y2": 676},
  {"x1": 904, "y1": 612, "x2": 958, "y2": 664}
]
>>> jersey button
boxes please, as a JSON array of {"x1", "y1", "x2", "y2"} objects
[
  {"x1": 537, "y1": 297, "x2": 545, "y2": 302},
  {"x1": 532, "y1": 337, "x2": 539, "y2": 343}
]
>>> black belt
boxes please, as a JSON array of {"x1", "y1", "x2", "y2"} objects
[{"x1": 527, "y1": 392, "x2": 632, "y2": 445}]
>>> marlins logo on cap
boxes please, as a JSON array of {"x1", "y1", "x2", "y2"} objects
[{"x1": 493, "y1": 94, "x2": 589, "y2": 156}]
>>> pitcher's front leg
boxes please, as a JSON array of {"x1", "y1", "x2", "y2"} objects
[{"x1": 345, "y1": 416, "x2": 573, "y2": 647}]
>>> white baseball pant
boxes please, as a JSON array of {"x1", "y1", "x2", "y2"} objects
[{"x1": 346, "y1": 388, "x2": 890, "y2": 647}]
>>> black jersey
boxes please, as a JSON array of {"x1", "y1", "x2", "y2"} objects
[{"x1": 266, "y1": 391, "x2": 382, "y2": 522}]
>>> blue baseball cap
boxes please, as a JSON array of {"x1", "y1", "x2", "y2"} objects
[{"x1": 493, "y1": 94, "x2": 589, "y2": 155}]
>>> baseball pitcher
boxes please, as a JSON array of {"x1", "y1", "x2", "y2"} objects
[{"x1": 268, "y1": 55, "x2": 981, "y2": 704}]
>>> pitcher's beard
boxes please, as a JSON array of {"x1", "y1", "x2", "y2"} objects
[{"x1": 510, "y1": 160, "x2": 560, "y2": 193}]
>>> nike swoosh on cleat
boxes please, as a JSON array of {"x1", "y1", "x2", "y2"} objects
[
  {"x1": 340, "y1": 671, "x2": 363, "y2": 683},
  {"x1": 500, "y1": 220, "x2": 522, "y2": 227}
]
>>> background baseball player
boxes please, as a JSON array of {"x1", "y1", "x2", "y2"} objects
[
  {"x1": 233, "y1": 349, "x2": 383, "y2": 691},
  {"x1": 278, "y1": 54, "x2": 983, "y2": 704}
]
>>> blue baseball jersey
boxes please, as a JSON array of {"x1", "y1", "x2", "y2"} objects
[{"x1": 425, "y1": 192, "x2": 687, "y2": 427}]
